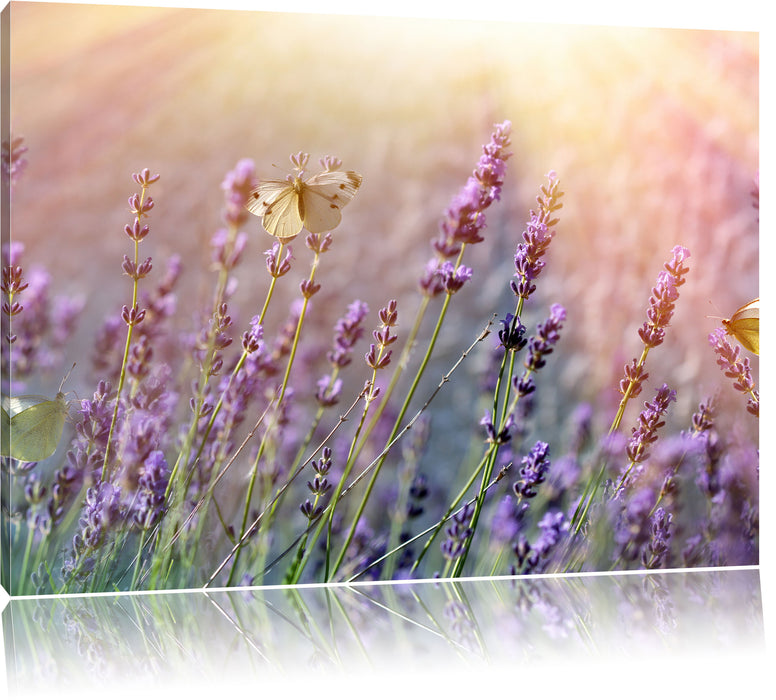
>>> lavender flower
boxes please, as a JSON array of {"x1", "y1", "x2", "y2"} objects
[
  {"x1": 241, "y1": 315, "x2": 264, "y2": 355},
  {"x1": 211, "y1": 228, "x2": 248, "y2": 271},
  {"x1": 133, "y1": 450, "x2": 170, "y2": 529},
  {"x1": 498, "y1": 313, "x2": 527, "y2": 352},
  {"x1": 221, "y1": 158, "x2": 256, "y2": 227},
  {"x1": 708, "y1": 327, "x2": 759, "y2": 417},
  {"x1": 62, "y1": 482, "x2": 125, "y2": 582},
  {"x1": 637, "y1": 246, "x2": 690, "y2": 348},
  {"x1": 490, "y1": 494, "x2": 525, "y2": 546},
  {"x1": 264, "y1": 242, "x2": 293, "y2": 278},
  {"x1": 326, "y1": 300, "x2": 369, "y2": 368},
  {"x1": 642, "y1": 506, "x2": 672, "y2": 568},
  {"x1": 300, "y1": 447, "x2": 333, "y2": 521},
  {"x1": 441, "y1": 503, "x2": 475, "y2": 561},
  {"x1": 439, "y1": 262, "x2": 473, "y2": 295},
  {"x1": 511, "y1": 511, "x2": 568, "y2": 575},
  {"x1": 314, "y1": 375, "x2": 343, "y2": 407},
  {"x1": 612, "y1": 487, "x2": 655, "y2": 563},
  {"x1": 626, "y1": 383, "x2": 677, "y2": 465},
  {"x1": 514, "y1": 441, "x2": 551, "y2": 499},
  {"x1": 421, "y1": 121, "x2": 512, "y2": 297},
  {"x1": 435, "y1": 120, "x2": 512, "y2": 252},
  {"x1": 480, "y1": 410, "x2": 514, "y2": 446},
  {"x1": 690, "y1": 396, "x2": 716, "y2": 435},
  {"x1": 523, "y1": 304, "x2": 566, "y2": 373},
  {"x1": 511, "y1": 304, "x2": 566, "y2": 398},
  {"x1": 419, "y1": 259, "x2": 447, "y2": 298},
  {"x1": 511, "y1": 172, "x2": 563, "y2": 301},
  {"x1": 365, "y1": 300, "x2": 399, "y2": 376}
]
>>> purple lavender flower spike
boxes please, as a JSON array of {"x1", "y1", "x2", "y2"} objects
[
  {"x1": 523, "y1": 304, "x2": 566, "y2": 372},
  {"x1": 439, "y1": 261, "x2": 473, "y2": 295},
  {"x1": 510, "y1": 172, "x2": 563, "y2": 302},
  {"x1": 480, "y1": 410, "x2": 514, "y2": 446},
  {"x1": 419, "y1": 258, "x2": 447, "y2": 298},
  {"x1": 315, "y1": 375, "x2": 343, "y2": 407},
  {"x1": 134, "y1": 450, "x2": 170, "y2": 529},
  {"x1": 612, "y1": 486, "x2": 655, "y2": 563},
  {"x1": 442, "y1": 502, "x2": 475, "y2": 561},
  {"x1": 326, "y1": 300, "x2": 369, "y2": 368},
  {"x1": 221, "y1": 158, "x2": 256, "y2": 227},
  {"x1": 708, "y1": 327, "x2": 759, "y2": 417},
  {"x1": 638, "y1": 246, "x2": 690, "y2": 349},
  {"x1": 434, "y1": 121, "x2": 512, "y2": 253},
  {"x1": 627, "y1": 384, "x2": 676, "y2": 462},
  {"x1": 642, "y1": 506, "x2": 673, "y2": 568},
  {"x1": 264, "y1": 242, "x2": 293, "y2": 278},
  {"x1": 514, "y1": 440, "x2": 551, "y2": 499},
  {"x1": 498, "y1": 312, "x2": 527, "y2": 352}
]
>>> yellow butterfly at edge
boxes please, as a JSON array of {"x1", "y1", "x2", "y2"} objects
[
  {"x1": 722, "y1": 297, "x2": 759, "y2": 356},
  {"x1": 245, "y1": 152, "x2": 362, "y2": 241}
]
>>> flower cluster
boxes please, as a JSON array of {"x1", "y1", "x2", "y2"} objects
[
  {"x1": 420, "y1": 121, "x2": 512, "y2": 296},
  {"x1": 637, "y1": 246, "x2": 690, "y2": 349},
  {"x1": 708, "y1": 327, "x2": 759, "y2": 417},
  {"x1": 1, "y1": 129, "x2": 757, "y2": 596},
  {"x1": 441, "y1": 503, "x2": 475, "y2": 561},
  {"x1": 300, "y1": 447, "x2": 333, "y2": 522},
  {"x1": 514, "y1": 440, "x2": 552, "y2": 499},
  {"x1": 511, "y1": 171, "x2": 563, "y2": 301},
  {"x1": 626, "y1": 384, "x2": 677, "y2": 466}
]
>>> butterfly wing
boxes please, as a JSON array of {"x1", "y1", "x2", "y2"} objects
[
  {"x1": 8, "y1": 392, "x2": 68, "y2": 462},
  {"x1": 723, "y1": 298, "x2": 759, "y2": 355},
  {"x1": 1, "y1": 406, "x2": 10, "y2": 457},
  {"x1": 246, "y1": 179, "x2": 304, "y2": 240},
  {"x1": 4, "y1": 395, "x2": 51, "y2": 415},
  {"x1": 301, "y1": 170, "x2": 362, "y2": 234}
]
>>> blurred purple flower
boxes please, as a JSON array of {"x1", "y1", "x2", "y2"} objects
[
  {"x1": 327, "y1": 300, "x2": 369, "y2": 368},
  {"x1": 642, "y1": 506, "x2": 672, "y2": 568},
  {"x1": 221, "y1": 158, "x2": 257, "y2": 227},
  {"x1": 441, "y1": 502, "x2": 475, "y2": 561},
  {"x1": 134, "y1": 450, "x2": 170, "y2": 529},
  {"x1": 612, "y1": 486, "x2": 655, "y2": 563}
]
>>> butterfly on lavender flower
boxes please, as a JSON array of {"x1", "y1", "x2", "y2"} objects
[
  {"x1": 245, "y1": 153, "x2": 362, "y2": 241},
  {"x1": 722, "y1": 298, "x2": 759, "y2": 355}
]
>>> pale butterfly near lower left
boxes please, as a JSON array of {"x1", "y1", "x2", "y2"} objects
[
  {"x1": 1, "y1": 363, "x2": 75, "y2": 462},
  {"x1": 245, "y1": 152, "x2": 362, "y2": 241}
]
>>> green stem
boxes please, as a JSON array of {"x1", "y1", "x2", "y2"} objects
[
  {"x1": 101, "y1": 187, "x2": 147, "y2": 482},
  {"x1": 227, "y1": 247, "x2": 320, "y2": 585},
  {"x1": 329, "y1": 292, "x2": 454, "y2": 581},
  {"x1": 569, "y1": 345, "x2": 650, "y2": 538}
]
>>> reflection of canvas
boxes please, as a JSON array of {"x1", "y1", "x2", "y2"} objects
[
  {"x1": 1, "y1": 4, "x2": 758, "y2": 596},
  {"x1": 3, "y1": 570, "x2": 765, "y2": 692}
]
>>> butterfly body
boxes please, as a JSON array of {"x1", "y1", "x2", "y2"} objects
[
  {"x1": 722, "y1": 297, "x2": 759, "y2": 355},
  {"x1": 246, "y1": 158, "x2": 362, "y2": 240}
]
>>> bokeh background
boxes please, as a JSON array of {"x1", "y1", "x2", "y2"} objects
[{"x1": 6, "y1": 2, "x2": 759, "y2": 513}]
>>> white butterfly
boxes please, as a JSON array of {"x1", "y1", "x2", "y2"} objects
[{"x1": 245, "y1": 153, "x2": 362, "y2": 241}]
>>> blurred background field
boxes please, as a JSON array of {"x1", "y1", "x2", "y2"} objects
[{"x1": 6, "y1": 3, "x2": 759, "y2": 542}]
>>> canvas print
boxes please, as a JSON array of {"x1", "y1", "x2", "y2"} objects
[{"x1": 1, "y1": 3, "x2": 758, "y2": 595}]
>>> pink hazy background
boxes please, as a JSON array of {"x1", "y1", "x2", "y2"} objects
[{"x1": 7, "y1": 3, "x2": 758, "y2": 443}]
